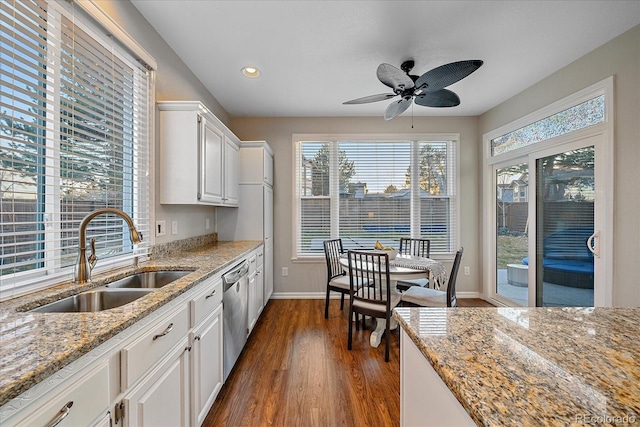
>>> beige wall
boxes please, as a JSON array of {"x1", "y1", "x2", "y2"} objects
[
  {"x1": 229, "y1": 117, "x2": 481, "y2": 297},
  {"x1": 94, "y1": 0, "x2": 231, "y2": 244},
  {"x1": 479, "y1": 25, "x2": 640, "y2": 306}
]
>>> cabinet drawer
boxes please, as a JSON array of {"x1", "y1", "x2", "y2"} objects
[
  {"x1": 121, "y1": 304, "x2": 189, "y2": 389},
  {"x1": 248, "y1": 254, "x2": 257, "y2": 276},
  {"x1": 190, "y1": 277, "x2": 222, "y2": 327},
  {"x1": 257, "y1": 249, "x2": 264, "y2": 267},
  {"x1": 16, "y1": 362, "x2": 109, "y2": 427}
]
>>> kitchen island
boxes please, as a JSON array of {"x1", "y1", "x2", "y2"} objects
[
  {"x1": 393, "y1": 306, "x2": 640, "y2": 426},
  {"x1": 0, "y1": 237, "x2": 261, "y2": 412}
]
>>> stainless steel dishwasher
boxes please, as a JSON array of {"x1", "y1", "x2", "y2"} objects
[{"x1": 222, "y1": 260, "x2": 249, "y2": 381}]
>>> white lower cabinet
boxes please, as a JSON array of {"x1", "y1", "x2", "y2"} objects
[
  {"x1": 247, "y1": 248, "x2": 264, "y2": 335},
  {"x1": 119, "y1": 337, "x2": 190, "y2": 427},
  {"x1": 190, "y1": 304, "x2": 223, "y2": 425},
  {"x1": 14, "y1": 361, "x2": 110, "y2": 427},
  {"x1": 2, "y1": 269, "x2": 232, "y2": 427}
]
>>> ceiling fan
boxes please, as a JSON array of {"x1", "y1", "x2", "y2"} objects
[{"x1": 343, "y1": 59, "x2": 483, "y2": 120}]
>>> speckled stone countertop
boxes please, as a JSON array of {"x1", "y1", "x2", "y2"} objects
[
  {"x1": 393, "y1": 306, "x2": 640, "y2": 426},
  {"x1": 0, "y1": 239, "x2": 261, "y2": 407}
]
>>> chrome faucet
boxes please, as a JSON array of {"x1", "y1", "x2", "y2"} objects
[{"x1": 74, "y1": 208, "x2": 143, "y2": 284}]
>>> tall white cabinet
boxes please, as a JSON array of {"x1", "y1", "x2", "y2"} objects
[{"x1": 218, "y1": 141, "x2": 274, "y2": 302}]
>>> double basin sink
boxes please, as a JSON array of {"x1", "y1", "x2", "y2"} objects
[{"x1": 29, "y1": 270, "x2": 191, "y2": 313}]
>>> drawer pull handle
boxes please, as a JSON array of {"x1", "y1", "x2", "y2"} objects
[
  {"x1": 47, "y1": 401, "x2": 73, "y2": 427},
  {"x1": 153, "y1": 323, "x2": 174, "y2": 340},
  {"x1": 205, "y1": 289, "x2": 217, "y2": 299}
]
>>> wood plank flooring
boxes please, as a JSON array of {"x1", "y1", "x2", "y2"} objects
[{"x1": 203, "y1": 298, "x2": 492, "y2": 427}]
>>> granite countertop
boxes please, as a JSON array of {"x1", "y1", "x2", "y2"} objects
[
  {"x1": 393, "y1": 306, "x2": 640, "y2": 426},
  {"x1": 0, "y1": 239, "x2": 262, "y2": 407}
]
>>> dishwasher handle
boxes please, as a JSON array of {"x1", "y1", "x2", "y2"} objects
[{"x1": 223, "y1": 261, "x2": 249, "y2": 286}]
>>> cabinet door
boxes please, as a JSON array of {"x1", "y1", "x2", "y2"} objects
[
  {"x1": 256, "y1": 265, "x2": 264, "y2": 316},
  {"x1": 199, "y1": 117, "x2": 224, "y2": 204},
  {"x1": 264, "y1": 150, "x2": 274, "y2": 187},
  {"x1": 191, "y1": 305, "x2": 223, "y2": 426},
  {"x1": 247, "y1": 272, "x2": 258, "y2": 334},
  {"x1": 224, "y1": 138, "x2": 239, "y2": 205},
  {"x1": 264, "y1": 186, "x2": 273, "y2": 240},
  {"x1": 122, "y1": 338, "x2": 190, "y2": 427},
  {"x1": 264, "y1": 242, "x2": 273, "y2": 301}
]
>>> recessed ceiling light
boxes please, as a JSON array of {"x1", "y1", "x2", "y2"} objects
[{"x1": 241, "y1": 66, "x2": 260, "y2": 78}]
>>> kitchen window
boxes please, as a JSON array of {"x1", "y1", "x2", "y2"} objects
[
  {"x1": 1, "y1": 0, "x2": 155, "y2": 299},
  {"x1": 293, "y1": 135, "x2": 458, "y2": 258}
]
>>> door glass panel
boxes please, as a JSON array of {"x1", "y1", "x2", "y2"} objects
[
  {"x1": 496, "y1": 163, "x2": 529, "y2": 305},
  {"x1": 535, "y1": 147, "x2": 595, "y2": 306}
]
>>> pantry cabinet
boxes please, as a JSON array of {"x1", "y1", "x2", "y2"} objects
[
  {"x1": 218, "y1": 141, "x2": 274, "y2": 302},
  {"x1": 158, "y1": 101, "x2": 239, "y2": 207}
]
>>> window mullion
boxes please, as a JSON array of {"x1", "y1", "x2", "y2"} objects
[
  {"x1": 329, "y1": 141, "x2": 339, "y2": 238},
  {"x1": 410, "y1": 140, "x2": 420, "y2": 238}
]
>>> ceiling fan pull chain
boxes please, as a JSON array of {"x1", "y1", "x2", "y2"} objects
[{"x1": 411, "y1": 103, "x2": 414, "y2": 129}]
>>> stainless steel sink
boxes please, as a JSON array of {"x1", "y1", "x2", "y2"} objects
[
  {"x1": 104, "y1": 270, "x2": 191, "y2": 289},
  {"x1": 30, "y1": 289, "x2": 154, "y2": 313}
]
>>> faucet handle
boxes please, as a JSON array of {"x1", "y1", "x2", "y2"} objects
[{"x1": 88, "y1": 238, "x2": 98, "y2": 271}]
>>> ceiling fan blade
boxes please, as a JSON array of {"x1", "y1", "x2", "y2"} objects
[
  {"x1": 343, "y1": 93, "x2": 397, "y2": 105},
  {"x1": 415, "y1": 60, "x2": 483, "y2": 92},
  {"x1": 377, "y1": 63, "x2": 415, "y2": 92},
  {"x1": 384, "y1": 97, "x2": 412, "y2": 120},
  {"x1": 414, "y1": 89, "x2": 460, "y2": 107}
]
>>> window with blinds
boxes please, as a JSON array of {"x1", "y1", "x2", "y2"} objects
[
  {"x1": 1, "y1": 0, "x2": 151, "y2": 298},
  {"x1": 295, "y1": 137, "x2": 457, "y2": 257}
]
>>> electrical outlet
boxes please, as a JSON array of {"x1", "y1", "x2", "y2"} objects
[
  {"x1": 464, "y1": 266, "x2": 470, "y2": 276},
  {"x1": 205, "y1": 218, "x2": 210, "y2": 230},
  {"x1": 155, "y1": 221, "x2": 166, "y2": 237},
  {"x1": 171, "y1": 220, "x2": 178, "y2": 235},
  {"x1": 282, "y1": 267, "x2": 288, "y2": 277}
]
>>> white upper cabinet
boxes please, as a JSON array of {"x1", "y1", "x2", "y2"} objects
[
  {"x1": 158, "y1": 101, "x2": 239, "y2": 206},
  {"x1": 238, "y1": 141, "x2": 273, "y2": 187}
]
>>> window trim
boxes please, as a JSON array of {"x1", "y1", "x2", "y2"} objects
[{"x1": 292, "y1": 133, "x2": 460, "y2": 262}]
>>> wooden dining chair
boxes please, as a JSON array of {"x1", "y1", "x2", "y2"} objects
[
  {"x1": 396, "y1": 237, "x2": 432, "y2": 291},
  {"x1": 323, "y1": 239, "x2": 349, "y2": 318},
  {"x1": 347, "y1": 250, "x2": 401, "y2": 362},
  {"x1": 400, "y1": 247, "x2": 464, "y2": 308}
]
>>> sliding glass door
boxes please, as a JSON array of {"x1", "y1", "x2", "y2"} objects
[
  {"x1": 535, "y1": 146, "x2": 595, "y2": 306},
  {"x1": 492, "y1": 134, "x2": 606, "y2": 307},
  {"x1": 495, "y1": 162, "x2": 529, "y2": 305}
]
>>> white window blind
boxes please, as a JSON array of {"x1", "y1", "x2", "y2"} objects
[
  {"x1": 294, "y1": 137, "x2": 457, "y2": 257},
  {"x1": 1, "y1": 0, "x2": 151, "y2": 298}
]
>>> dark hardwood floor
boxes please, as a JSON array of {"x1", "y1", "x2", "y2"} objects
[{"x1": 203, "y1": 298, "x2": 493, "y2": 427}]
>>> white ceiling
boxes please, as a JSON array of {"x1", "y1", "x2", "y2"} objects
[{"x1": 131, "y1": 1, "x2": 640, "y2": 118}]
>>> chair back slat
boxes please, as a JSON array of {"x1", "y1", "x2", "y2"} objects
[
  {"x1": 399, "y1": 238, "x2": 431, "y2": 258},
  {"x1": 324, "y1": 239, "x2": 345, "y2": 280}
]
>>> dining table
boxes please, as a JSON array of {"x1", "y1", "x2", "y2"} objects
[{"x1": 339, "y1": 252, "x2": 447, "y2": 347}]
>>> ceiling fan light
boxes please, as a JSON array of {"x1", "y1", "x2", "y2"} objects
[{"x1": 241, "y1": 66, "x2": 260, "y2": 78}]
